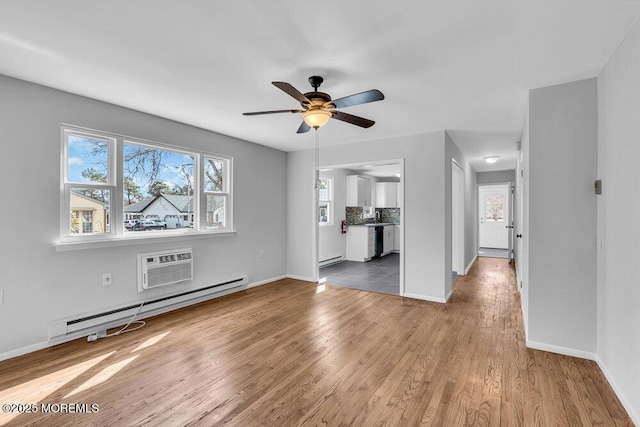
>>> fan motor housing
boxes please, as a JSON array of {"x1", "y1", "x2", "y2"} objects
[{"x1": 303, "y1": 91, "x2": 332, "y2": 107}]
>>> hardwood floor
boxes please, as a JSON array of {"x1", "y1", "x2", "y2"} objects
[{"x1": 0, "y1": 258, "x2": 631, "y2": 426}]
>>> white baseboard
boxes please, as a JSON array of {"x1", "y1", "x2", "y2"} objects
[
  {"x1": 0, "y1": 341, "x2": 51, "y2": 362},
  {"x1": 444, "y1": 288, "x2": 453, "y2": 302},
  {"x1": 526, "y1": 340, "x2": 596, "y2": 361},
  {"x1": 403, "y1": 292, "x2": 447, "y2": 304},
  {"x1": 595, "y1": 355, "x2": 640, "y2": 425},
  {"x1": 286, "y1": 274, "x2": 317, "y2": 283},
  {"x1": 465, "y1": 255, "x2": 477, "y2": 275},
  {"x1": 247, "y1": 275, "x2": 287, "y2": 288}
]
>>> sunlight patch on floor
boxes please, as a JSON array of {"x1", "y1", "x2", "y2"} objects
[
  {"x1": 132, "y1": 331, "x2": 171, "y2": 353},
  {"x1": 64, "y1": 355, "x2": 139, "y2": 398},
  {"x1": 0, "y1": 351, "x2": 114, "y2": 424}
]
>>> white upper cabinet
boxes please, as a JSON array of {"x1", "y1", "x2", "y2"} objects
[
  {"x1": 375, "y1": 182, "x2": 399, "y2": 208},
  {"x1": 347, "y1": 175, "x2": 374, "y2": 207}
]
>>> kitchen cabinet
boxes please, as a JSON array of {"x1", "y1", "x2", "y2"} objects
[
  {"x1": 346, "y1": 175, "x2": 373, "y2": 207},
  {"x1": 346, "y1": 226, "x2": 375, "y2": 262},
  {"x1": 394, "y1": 225, "x2": 401, "y2": 252},
  {"x1": 375, "y1": 182, "x2": 399, "y2": 208},
  {"x1": 382, "y1": 225, "x2": 393, "y2": 255}
]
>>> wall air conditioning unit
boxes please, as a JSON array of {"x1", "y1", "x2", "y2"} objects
[{"x1": 137, "y1": 248, "x2": 193, "y2": 292}]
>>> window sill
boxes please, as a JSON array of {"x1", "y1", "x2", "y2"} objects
[{"x1": 53, "y1": 230, "x2": 236, "y2": 252}]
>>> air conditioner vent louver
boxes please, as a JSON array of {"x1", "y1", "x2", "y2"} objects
[{"x1": 138, "y1": 248, "x2": 193, "y2": 291}]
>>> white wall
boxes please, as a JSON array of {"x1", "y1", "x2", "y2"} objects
[
  {"x1": 477, "y1": 170, "x2": 515, "y2": 185},
  {"x1": 597, "y1": 18, "x2": 640, "y2": 423},
  {"x1": 526, "y1": 78, "x2": 598, "y2": 355},
  {"x1": 318, "y1": 169, "x2": 348, "y2": 263},
  {"x1": 287, "y1": 131, "x2": 448, "y2": 301},
  {"x1": 0, "y1": 75, "x2": 288, "y2": 357}
]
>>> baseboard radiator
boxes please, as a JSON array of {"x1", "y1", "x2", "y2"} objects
[
  {"x1": 49, "y1": 275, "x2": 247, "y2": 343},
  {"x1": 319, "y1": 255, "x2": 343, "y2": 268}
]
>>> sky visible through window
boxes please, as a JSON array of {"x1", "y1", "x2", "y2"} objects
[{"x1": 67, "y1": 135, "x2": 195, "y2": 202}]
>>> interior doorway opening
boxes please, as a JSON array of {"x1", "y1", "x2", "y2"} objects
[
  {"x1": 315, "y1": 160, "x2": 405, "y2": 296},
  {"x1": 451, "y1": 160, "x2": 465, "y2": 277},
  {"x1": 478, "y1": 183, "x2": 512, "y2": 260}
]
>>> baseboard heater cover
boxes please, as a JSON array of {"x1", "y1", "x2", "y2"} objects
[
  {"x1": 319, "y1": 256, "x2": 343, "y2": 267},
  {"x1": 49, "y1": 275, "x2": 247, "y2": 342}
]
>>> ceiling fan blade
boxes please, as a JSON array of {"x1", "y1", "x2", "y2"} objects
[
  {"x1": 296, "y1": 121, "x2": 311, "y2": 134},
  {"x1": 331, "y1": 89, "x2": 384, "y2": 109},
  {"x1": 243, "y1": 109, "x2": 303, "y2": 116},
  {"x1": 272, "y1": 82, "x2": 312, "y2": 105},
  {"x1": 331, "y1": 111, "x2": 375, "y2": 128}
]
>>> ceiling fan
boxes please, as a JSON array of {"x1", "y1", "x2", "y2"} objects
[{"x1": 243, "y1": 76, "x2": 384, "y2": 133}]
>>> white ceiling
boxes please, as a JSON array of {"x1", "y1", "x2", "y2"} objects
[{"x1": 1, "y1": 1, "x2": 639, "y2": 172}]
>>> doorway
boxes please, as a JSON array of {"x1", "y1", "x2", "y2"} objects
[
  {"x1": 316, "y1": 161, "x2": 404, "y2": 296},
  {"x1": 478, "y1": 184, "x2": 510, "y2": 257},
  {"x1": 451, "y1": 161, "x2": 465, "y2": 276}
]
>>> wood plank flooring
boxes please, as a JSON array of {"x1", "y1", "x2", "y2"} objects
[{"x1": 0, "y1": 258, "x2": 631, "y2": 426}]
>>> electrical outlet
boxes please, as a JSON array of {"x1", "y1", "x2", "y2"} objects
[
  {"x1": 102, "y1": 273, "x2": 112, "y2": 286},
  {"x1": 259, "y1": 249, "x2": 264, "y2": 259},
  {"x1": 0, "y1": 290, "x2": 3, "y2": 306}
]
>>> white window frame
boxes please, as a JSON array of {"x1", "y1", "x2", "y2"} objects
[
  {"x1": 202, "y1": 155, "x2": 233, "y2": 230},
  {"x1": 61, "y1": 128, "x2": 117, "y2": 240},
  {"x1": 59, "y1": 125, "x2": 234, "y2": 248},
  {"x1": 318, "y1": 175, "x2": 333, "y2": 226}
]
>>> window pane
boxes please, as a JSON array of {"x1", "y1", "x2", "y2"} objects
[
  {"x1": 67, "y1": 135, "x2": 109, "y2": 184},
  {"x1": 206, "y1": 195, "x2": 225, "y2": 228},
  {"x1": 319, "y1": 202, "x2": 329, "y2": 223},
  {"x1": 485, "y1": 195, "x2": 504, "y2": 222},
  {"x1": 318, "y1": 179, "x2": 329, "y2": 201},
  {"x1": 123, "y1": 143, "x2": 194, "y2": 219},
  {"x1": 70, "y1": 189, "x2": 110, "y2": 234},
  {"x1": 205, "y1": 158, "x2": 224, "y2": 192}
]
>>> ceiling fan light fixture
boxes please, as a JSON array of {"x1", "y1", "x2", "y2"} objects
[
  {"x1": 483, "y1": 156, "x2": 500, "y2": 164},
  {"x1": 303, "y1": 109, "x2": 332, "y2": 129}
]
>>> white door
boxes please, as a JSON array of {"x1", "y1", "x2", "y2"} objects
[
  {"x1": 479, "y1": 184, "x2": 509, "y2": 249},
  {"x1": 515, "y1": 152, "x2": 524, "y2": 287}
]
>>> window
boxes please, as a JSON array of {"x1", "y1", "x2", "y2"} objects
[
  {"x1": 485, "y1": 194, "x2": 504, "y2": 222},
  {"x1": 204, "y1": 157, "x2": 229, "y2": 228},
  {"x1": 318, "y1": 176, "x2": 333, "y2": 225},
  {"x1": 61, "y1": 126, "x2": 233, "y2": 242},
  {"x1": 63, "y1": 130, "x2": 115, "y2": 237}
]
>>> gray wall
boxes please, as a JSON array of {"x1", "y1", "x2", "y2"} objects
[
  {"x1": 0, "y1": 75, "x2": 287, "y2": 357},
  {"x1": 526, "y1": 78, "x2": 598, "y2": 353},
  {"x1": 477, "y1": 170, "x2": 515, "y2": 185},
  {"x1": 597, "y1": 18, "x2": 640, "y2": 422}
]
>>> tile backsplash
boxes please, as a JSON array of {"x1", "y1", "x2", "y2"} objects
[{"x1": 346, "y1": 207, "x2": 400, "y2": 225}]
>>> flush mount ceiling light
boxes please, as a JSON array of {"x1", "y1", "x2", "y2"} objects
[{"x1": 483, "y1": 156, "x2": 500, "y2": 164}]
